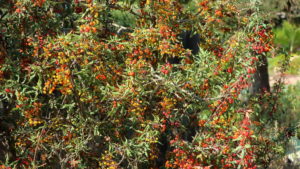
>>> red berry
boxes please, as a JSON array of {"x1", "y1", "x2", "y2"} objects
[
  {"x1": 247, "y1": 68, "x2": 252, "y2": 74},
  {"x1": 227, "y1": 67, "x2": 233, "y2": 73},
  {"x1": 75, "y1": 7, "x2": 83, "y2": 13}
]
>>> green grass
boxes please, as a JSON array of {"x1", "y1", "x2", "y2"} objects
[
  {"x1": 289, "y1": 55, "x2": 300, "y2": 75},
  {"x1": 269, "y1": 21, "x2": 300, "y2": 75},
  {"x1": 268, "y1": 54, "x2": 300, "y2": 75}
]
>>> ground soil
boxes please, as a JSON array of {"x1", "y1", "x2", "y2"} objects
[{"x1": 270, "y1": 74, "x2": 300, "y2": 86}]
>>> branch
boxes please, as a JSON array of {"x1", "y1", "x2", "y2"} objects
[
  {"x1": 111, "y1": 23, "x2": 133, "y2": 35},
  {"x1": 0, "y1": 11, "x2": 8, "y2": 21}
]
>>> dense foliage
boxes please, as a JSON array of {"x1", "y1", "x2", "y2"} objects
[{"x1": 0, "y1": 0, "x2": 289, "y2": 168}]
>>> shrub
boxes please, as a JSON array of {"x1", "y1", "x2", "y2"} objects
[
  {"x1": 274, "y1": 21, "x2": 300, "y2": 53},
  {"x1": 0, "y1": 0, "x2": 289, "y2": 168}
]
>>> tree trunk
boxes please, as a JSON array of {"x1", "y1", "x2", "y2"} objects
[{"x1": 250, "y1": 55, "x2": 271, "y2": 94}]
